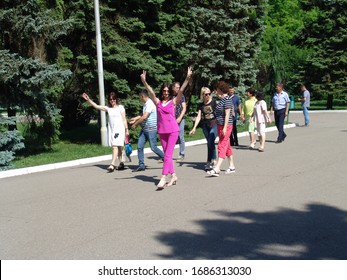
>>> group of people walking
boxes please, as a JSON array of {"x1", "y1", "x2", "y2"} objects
[{"x1": 82, "y1": 68, "x2": 310, "y2": 190}]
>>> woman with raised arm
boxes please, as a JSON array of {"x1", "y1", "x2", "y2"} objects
[
  {"x1": 82, "y1": 91, "x2": 129, "y2": 173},
  {"x1": 140, "y1": 67, "x2": 192, "y2": 190}
]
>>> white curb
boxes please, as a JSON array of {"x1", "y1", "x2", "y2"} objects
[{"x1": 1, "y1": 123, "x2": 297, "y2": 179}]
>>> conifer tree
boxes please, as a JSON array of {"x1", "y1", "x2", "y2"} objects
[
  {"x1": 0, "y1": 0, "x2": 72, "y2": 165},
  {"x1": 185, "y1": 0, "x2": 265, "y2": 90}
]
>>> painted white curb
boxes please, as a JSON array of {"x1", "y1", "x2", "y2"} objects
[{"x1": 1, "y1": 123, "x2": 297, "y2": 179}]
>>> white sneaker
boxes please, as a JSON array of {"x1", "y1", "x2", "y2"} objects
[{"x1": 225, "y1": 168, "x2": 236, "y2": 174}]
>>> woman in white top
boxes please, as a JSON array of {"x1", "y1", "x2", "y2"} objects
[
  {"x1": 252, "y1": 91, "x2": 272, "y2": 152},
  {"x1": 82, "y1": 91, "x2": 129, "y2": 172}
]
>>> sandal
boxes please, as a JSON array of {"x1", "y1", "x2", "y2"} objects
[
  {"x1": 207, "y1": 168, "x2": 220, "y2": 177},
  {"x1": 106, "y1": 164, "x2": 116, "y2": 173}
]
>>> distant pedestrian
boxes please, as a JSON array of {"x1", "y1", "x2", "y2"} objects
[
  {"x1": 229, "y1": 86, "x2": 242, "y2": 146},
  {"x1": 189, "y1": 87, "x2": 217, "y2": 170},
  {"x1": 140, "y1": 67, "x2": 192, "y2": 190},
  {"x1": 172, "y1": 81, "x2": 187, "y2": 162},
  {"x1": 252, "y1": 91, "x2": 272, "y2": 152},
  {"x1": 270, "y1": 83, "x2": 290, "y2": 143},
  {"x1": 298, "y1": 84, "x2": 310, "y2": 126},
  {"x1": 82, "y1": 92, "x2": 129, "y2": 172},
  {"x1": 241, "y1": 88, "x2": 257, "y2": 149},
  {"x1": 129, "y1": 89, "x2": 164, "y2": 172},
  {"x1": 207, "y1": 81, "x2": 236, "y2": 177}
]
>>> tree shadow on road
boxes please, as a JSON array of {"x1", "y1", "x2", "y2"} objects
[{"x1": 155, "y1": 203, "x2": 347, "y2": 259}]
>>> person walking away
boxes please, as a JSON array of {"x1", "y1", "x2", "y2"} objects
[
  {"x1": 298, "y1": 84, "x2": 310, "y2": 126},
  {"x1": 207, "y1": 81, "x2": 236, "y2": 177},
  {"x1": 130, "y1": 89, "x2": 164, "y2": 172},
  {"x1": 140, "y1": 67, "x2": 192, "y2": 190},
  {"x1": 228, "y1": 85, "x2": 241, "y2": 146},
  {"x1": 270, "y1": 83, "x2": 290, "y2": 143},
  {"x1": 189, "y1": 87, "x2": 217, "y2": 171},
  {"x1": 172, "y1": 81, "x2": 187, "y2": 162},
  {"x1": 252, "y1": 91, "x2": 272, "y2": 152},
  {"x1": 82, "y1": 92, "x2": 129, "y2": 172},
  {"x1": 240, "y1": 88, "x2": 257, "y2": 149}
]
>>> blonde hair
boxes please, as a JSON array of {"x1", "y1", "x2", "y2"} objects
[{"x1": 200, "y1": 87, "x2": 211, "y2": 102}]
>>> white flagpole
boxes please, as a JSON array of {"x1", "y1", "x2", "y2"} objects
[{"x1": 94, "y1": 0, "x2": 107, "y2": 146}]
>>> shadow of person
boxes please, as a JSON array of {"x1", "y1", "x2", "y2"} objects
[{"x1": 155, "y1": 203, "x2": 347, "y2": 259}]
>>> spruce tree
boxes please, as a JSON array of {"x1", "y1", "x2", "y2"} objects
[
  {"x1": 0, "y1": 0, "x2": 72, "y2": 161},
  {"x1": 185, "y1": 0, "x2": 265, "y2": 90}
]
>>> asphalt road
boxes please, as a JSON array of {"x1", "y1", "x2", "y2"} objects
[{"x1": 1, "y1": 111, "x2": 347, "y2": 260}]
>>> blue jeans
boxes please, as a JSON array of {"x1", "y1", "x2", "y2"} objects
[
  {"x1": 137, "y1": 130, "x2": 164, "y2": 168},
  {"x1": 201, "y1": 123, "x2": 217, "y2": 162},
  {"x1": 303, "y1": 106, "x2": 310, "y2": 125},
  {"x1": 177, "y1": 119, "x2": 185, "y2": 157}
]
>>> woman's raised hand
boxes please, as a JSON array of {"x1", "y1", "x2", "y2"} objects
[
  {"x1": 140, "y1": 70, "x2": 147, "y2": 84},
  {"x1": 187, "y1": 66, "x2": 193, "y2": 79},
  {"x1": 82, "y1": 92, "x2": 90, "y2": 101}
]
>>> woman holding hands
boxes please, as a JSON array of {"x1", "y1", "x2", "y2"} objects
[{"x1": 140, "y1": 67, "x2": 193, "y2": 190}]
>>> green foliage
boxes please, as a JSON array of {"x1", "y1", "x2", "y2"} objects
[
  {"x1": 0, "y1": 0, "x2": 76, "y2": 140},
  {"x1": 185, "y1": 0, "x2": 265, "y2": 91},
  {"x1": 294, "y1": 0, "x2": 347, "y2": 100},
  {"x1": 257, "y1": 0, "x2": 307, "y2": 95},
  {"x1": 0, "y1": 50, "x2": 71, "y2": 150},
  {"x1": 0, "y1": 116, "x2": 25, "y2": 170}
]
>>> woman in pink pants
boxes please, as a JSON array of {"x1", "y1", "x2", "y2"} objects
[{"x1": 141, "y1": 67, "x2": 192, "y2": 190}]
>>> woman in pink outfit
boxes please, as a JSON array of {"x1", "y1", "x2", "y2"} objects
[{"x1": 140, "y1": 67, "x2": 192, "y2": 190}]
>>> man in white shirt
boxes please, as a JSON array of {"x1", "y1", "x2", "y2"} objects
[{"x1": 130, "y1": 90, "x2": 164, "y2": 172}]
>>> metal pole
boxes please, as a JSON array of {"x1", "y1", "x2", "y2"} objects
[{"x1": 94, "y1": 0, "x2": 107, "y2": 146}]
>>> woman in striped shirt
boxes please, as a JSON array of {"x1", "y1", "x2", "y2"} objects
[{"x1": 207, "y1": 81, "x2": 236, "y2": 177}]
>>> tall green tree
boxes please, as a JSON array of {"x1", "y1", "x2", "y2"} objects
[
  {"x1": 295, "y1": 0, "x2": 347, "y2": 100},
  {"x1": 257, "y1": 0, "x2": 307, "y2": 95},
  {"x1": 185, "y1": 0, "x2": 265, "y2": 91},
  {"x1": 0, "y1": 0, "x2": 72, "y2": 154}
]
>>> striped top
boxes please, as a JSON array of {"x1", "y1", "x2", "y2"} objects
[
  {"x1": 215, "y1": 95, "x2": 233, "y2": 125},
  {"x1": 142, "y1": 98, "x2": 157, "y2": 132}
]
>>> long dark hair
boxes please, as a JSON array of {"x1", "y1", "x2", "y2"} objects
[{"x1": 158, "y1": 82, "x2": 173, "y2": 101}]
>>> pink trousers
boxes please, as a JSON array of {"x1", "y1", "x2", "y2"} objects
[
  {"x1": 217, "y1": 125, "x2": 233, "y2": 159},
  {"x1": 159, "y1": 131, "x2": 179, "y2": 175}
]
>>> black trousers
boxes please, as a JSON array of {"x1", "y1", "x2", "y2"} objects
[
  {"x1": 274, "y1": 108, "x2": 287, "y2": 141},
  {"x1": 230, "y1": 119, "x2": 239, "y2": 146}
]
